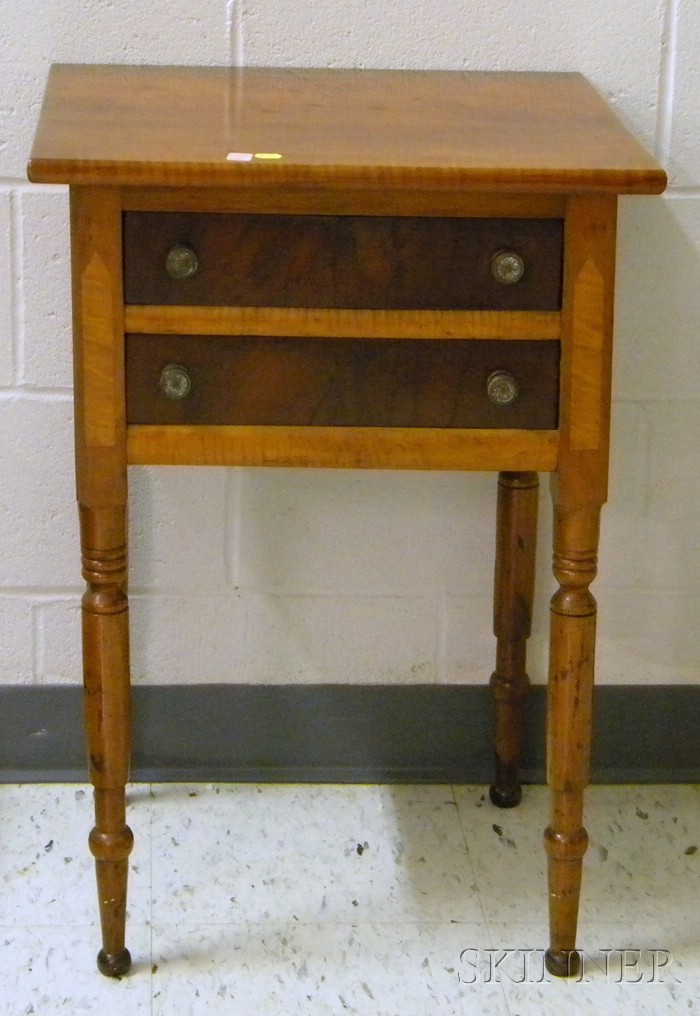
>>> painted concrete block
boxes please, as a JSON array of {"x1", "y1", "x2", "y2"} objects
[
  {"x1": 615, "y1": 196, "x2": 700, "y2": 401},
  {"x1": 0, "y1": 396, "x2": 78, "y2": 587},
  {"x1": 242, "y1": 0, "x2": 663, "y2": 146},
  {"x1": 129, "y1": 467, "x2": 230, "y2": 593},
  {"x1": 20, "y1": 188, "x2": 72, "y2": 388},
  {"x1": 0, "y1": 598, "x2": 35, "y2": 684},
  {"x1": 235, "y1": 469, "x2": 496, "y2": 597}
]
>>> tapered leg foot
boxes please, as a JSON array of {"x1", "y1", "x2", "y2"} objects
[
  {"x1": 544, "y1": 948, "x2": 581, "y2": 979},
  {"x1": 89, "y1": 799, "x2": 134, "y2": 976},
  {"x1": 488, "y1": 782, "x2": 522, "y2": 809},
  {"x1": 97, "y1": 947, "x2": 132, "y2": 978},
  {"x1": 489, "y1": 472, "x2": 538, "y2": 808}
]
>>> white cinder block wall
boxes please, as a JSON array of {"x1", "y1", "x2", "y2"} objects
[{"x1": 1, "y1": 1, "x2": 699, "y2": 690}]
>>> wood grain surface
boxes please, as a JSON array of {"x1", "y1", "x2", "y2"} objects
[
  {"x1": 126, "y1": 424, "x2": 559, "y2": 471},
  {"x1": 123, "y1": 305, "x2": 562, "y2": 341},
  {"x1": 29, "y1": 65, "x2": 666, "y2": 194},
  {"x1": 125, "y1": 335, "x2": 560, "y2": 429},
  {"x1": 123, "y1": 212, "x2": 563, "y2": 310}
]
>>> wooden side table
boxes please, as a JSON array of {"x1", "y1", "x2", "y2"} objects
[{"x1": 28, "y1": 65, "x2": 666, "y2": 978}]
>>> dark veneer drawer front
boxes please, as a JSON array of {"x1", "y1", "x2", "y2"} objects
[
  {"x1": 125, "y1": 335, "x2": 560, "y2": 429},
  {"x1": 123, "y1": 213, "x2": 564, "y2": 311}
]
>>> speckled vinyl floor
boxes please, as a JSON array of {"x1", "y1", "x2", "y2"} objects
[{"x1": 1, "y1": 782, "x2": 699, "y2": 1015}]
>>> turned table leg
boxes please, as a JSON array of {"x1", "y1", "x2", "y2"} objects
[
  {"x1": 489, "y1": 471, "x2": 538, "y2": 808},
  {"x1": 543, "y1": 192, "x2": 617, "y2": 976},
  {"x1": 544, "y1": 500, "x2": 600, "y2": 978},
  {"x1": 81, "y1": 505, "x2": 133, "y2": 978},
  {"x1": 71, "y1": 186, "x2": 132, "y2": 976}
]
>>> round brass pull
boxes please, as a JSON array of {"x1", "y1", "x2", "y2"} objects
[
  {"x1": 490, "y1": 249, "x2": 525, "y2": 285},
  {"x1": 165, "y1": 244, "x2": 199, "y2": 280},
  {"x1": 487, "y1": 370, "x2": 519, "y2": 406},
  {"x1": 159, "y1": 363, "x2": 192, "y2": 400}
]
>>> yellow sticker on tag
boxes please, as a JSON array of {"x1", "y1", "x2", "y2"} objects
[{"x1": 254, "y1": 152, "x2": 283, "y2": 160}]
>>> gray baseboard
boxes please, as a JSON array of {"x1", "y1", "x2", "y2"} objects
[{"x1": 1, "y1": 684, "x2": 698, "y2": 784}]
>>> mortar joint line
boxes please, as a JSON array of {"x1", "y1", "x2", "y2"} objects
[
  {"x1": 656, "y1": 0, "x2": 680, "y2": 166},
  {"x1": 227, "y1": 0, "x2": 245, "y2": 66},
  {"x1": 9, "y1": 190, "x2": 25, "y2": 386}
]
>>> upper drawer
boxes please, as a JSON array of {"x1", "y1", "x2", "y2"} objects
[{"x1": 123, "y1": 213, "x2": 563, "y2": 311}]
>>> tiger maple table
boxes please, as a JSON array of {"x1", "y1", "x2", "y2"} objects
[{"x1": 28, "y1": 64, "x2": 666, "y2": 978}]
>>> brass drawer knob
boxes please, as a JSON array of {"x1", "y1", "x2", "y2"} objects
[
  {"x1": 159, "y1": 363, "x2": 192, "y2": 400},
  {"x1": 487, "y1": 370, "x2": 519, "y2": 406},
  {"x1": 165, "y1": 244, "x2": 199, "y2": 279},
  {"x1": 490, "y1": 249, "x2": 525, "y2": 285}
]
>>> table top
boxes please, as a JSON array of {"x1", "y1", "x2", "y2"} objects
[{"x1": 28, "y1": 64, "x2": 666, "y2": 194}]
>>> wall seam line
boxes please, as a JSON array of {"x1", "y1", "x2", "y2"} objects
[
  {"x1": 224, "y1": 468, "x2": 242, "y2": 588},
  {"x1": 0, "y1": 388, "x2": 73, "y2": 400},
  {"x1": 655, "y1": 0, "x2": 680, "y2": 166},
  {"x1": 9, "y1": 190, "x2": 25, "y2": 385},
  {"x1": 227, "y1": 0, "x2": 244, "y2": 66},
  {"x1": 31, "y1": 602, "x2": 42, "y2": 686}
]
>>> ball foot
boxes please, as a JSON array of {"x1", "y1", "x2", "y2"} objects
[
  {"x1": 545, "y1": 948, "x2": 581, "y2": 978},
  {"x1": 97, "y1": 947, "x2": 132, "y2": 978},
  {"x1": 489, "y1": 783, "x2": 522, "y2": 808}
]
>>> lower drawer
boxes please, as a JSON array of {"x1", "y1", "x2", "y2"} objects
[{"x1": 125, "y1": 335, "x2": 559, "y2": 429}]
